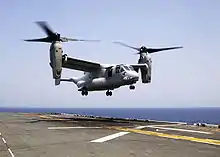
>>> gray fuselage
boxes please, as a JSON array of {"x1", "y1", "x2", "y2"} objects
[{"x1": 76, "y1": 65, "x2": 139, "y2": 91}]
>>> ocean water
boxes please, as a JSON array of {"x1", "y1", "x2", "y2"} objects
[{"x1": 0, "y1": 107, "x2": 219, "y2": 124}]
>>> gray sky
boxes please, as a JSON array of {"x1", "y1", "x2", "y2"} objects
[{"x1": 0, "y1": 1, "x2": 220, "y2": 108}]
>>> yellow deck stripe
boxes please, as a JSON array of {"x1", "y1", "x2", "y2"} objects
[
  {"x1": 39, "y1": 115, "x2": 55, "y2": 119},
  {"x1": 39, "y1": 115, "x2": 69, "y2": 121},
  {"x1": 108, "y1": 127, "x2": 220, "y2": 146}
]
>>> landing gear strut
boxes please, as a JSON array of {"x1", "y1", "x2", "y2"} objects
[
  {"x1": 106, "y1": 90, "x2": 112, "y2": 96},
  {"x1": 129, "y1": 85, "x2": 135, "y2": 90}
]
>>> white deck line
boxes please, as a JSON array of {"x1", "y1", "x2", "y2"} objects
[
  {"x1": 48, "y1": 126, "x2": 102, "y2": 130},
  {"x1": 0, "y1": 132, "x2": 15, "y2": 157},
  {"x1": 90, "y1": 132, "x2": 130, "y2": 143},
  {"x1": 90, "y1": 125, "x2": 148, "y2": 143}
]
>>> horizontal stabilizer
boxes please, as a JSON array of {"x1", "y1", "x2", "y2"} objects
[{"x1": 60, "y1": 78, "x2": 78, "y2": 84}]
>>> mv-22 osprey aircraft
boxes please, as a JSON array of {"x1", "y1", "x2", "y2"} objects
[{"x1": 25, "y1": 21, "x2": 183, "y2": 96}]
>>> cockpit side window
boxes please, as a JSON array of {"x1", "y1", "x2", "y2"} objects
[
  {"x1": 108, "y1": 68, "x2": 113, "y2": 77},
  {"x1": 120, "y1": 67, "x2": 125, "y2": 73},
  {"x1": 116, "y1": 65, "x2": 120, "y2": 73}
]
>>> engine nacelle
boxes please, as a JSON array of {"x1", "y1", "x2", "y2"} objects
[
  {"x1": 140, "y1": 66, "x2": 151, "y2": 83},
  {"x1": 52, "y1": 68, "x2": 62, "y2": 79},
  {"x1": 55, "y1": 79, "x2": 61, "y2": 85},
  {"x1": 51, "y1": 54, "x2": 62, "y2": 80},
  {"x1": 138, "y1": 53, "x2": 152, "y2": 84},
  {"x1": 50, "y1": 42, "x2": 63, "y2": 82}
]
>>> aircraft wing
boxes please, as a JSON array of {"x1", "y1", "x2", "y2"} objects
[
  {"x1": 129, "y1": 64, "x2": 148, "y2": 72},
  {"x1": 62, "y1": 56, "x2": 102, "y2": 72}
]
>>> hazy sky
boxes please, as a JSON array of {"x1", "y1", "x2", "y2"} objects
[{"x1": 0, "y1": 1, "x2": 219, "y2": 108}]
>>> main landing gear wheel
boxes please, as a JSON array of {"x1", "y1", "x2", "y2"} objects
[
  {"x1": 81, "y1": 90, "x2": 88, "y2": 96},
  {"x1": 129, "y1": 85, "x2": 135, "y2": 90},
  {"x1": 106, "y1": 90, "x2": 112, "y2": 96}
]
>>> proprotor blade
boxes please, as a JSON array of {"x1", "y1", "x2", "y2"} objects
[
  {"x1": 24, "y1": 21, "x2": 101, "y2": 43},
  {"x1": 113, "y1": 41, "x2": 140, "y2": 51},
  {"x1": 24, "y1": 37, "x2": 51, "y2": 43},
  {"x1": 113, "y1": 41, "x2": 183, "y2": 54},
  {"x1": 60, "y1": 37, "x2": 101, "y2": 42},
  {"x1": 36, "y1": 21, "x2": 55, "y2": 37},
  {"x1": 147, "y1": 46, "x2": 183, "y2": 54},
  {"x1": 67, "y1": 38, "x2": 101, "y2": 42}
]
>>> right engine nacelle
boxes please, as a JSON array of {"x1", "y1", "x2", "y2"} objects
[
  {"x1": 138, "y1": 53, "x2": 152, "y2": 84},
  {"x1": 140, "y1": 66, "x2": 151, "y2": 83}
]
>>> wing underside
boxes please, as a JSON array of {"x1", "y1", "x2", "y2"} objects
[
  {"x1": 62, "y1": 56, "x2": 102, "y2": 72},
  {"x1": 130, "y1": 64, "x2": 148, "y2": 72}
]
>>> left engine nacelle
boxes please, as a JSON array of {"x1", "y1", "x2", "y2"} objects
[
  {"x1": 49, "y1": 42, "x2": 63, "y2": 84},
  {"x1": 51, "y1": 54, "x2": 62, "y2": 80}
]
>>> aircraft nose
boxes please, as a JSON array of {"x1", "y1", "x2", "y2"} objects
[
  {"x1": 128, "y1": 71, "x2": 139, "y2": 81},
  {"x1": 122, "y1": 71, "x2": 139, "y2": 81}
]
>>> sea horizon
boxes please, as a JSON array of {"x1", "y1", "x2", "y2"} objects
[
  {"x1": 0, "y1": 107, "x2": 219, "y2": 125},
  {"x1": 0, "y1": 106, "x2": 219, "y2": 109}
]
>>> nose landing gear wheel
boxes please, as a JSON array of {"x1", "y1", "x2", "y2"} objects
[
  {"x1": 129, "y1": 85, "x2": 135, "y2": 90},
  {"x1": 106, "y1": 90, "x2": 112, "y2": 96},
  {"x1": 81, "y1": 90, "x2": 88, "y2": 96}
]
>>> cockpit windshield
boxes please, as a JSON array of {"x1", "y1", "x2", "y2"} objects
[
  {"x1": 120, "y1": 65, "x2": 135, "y2": 71},
  {"x1": 120, "y1": 67, "x2": 125, "y2": 72},
  {"x1": 129, "y1": 66, "x2": 134, "y2": 71},
  {"x1": 123, "y1": 65, "x2": 130, "y2": 71},
  {"x1": 117, "y1": 64, "x2": 135, "y2": 73}
]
